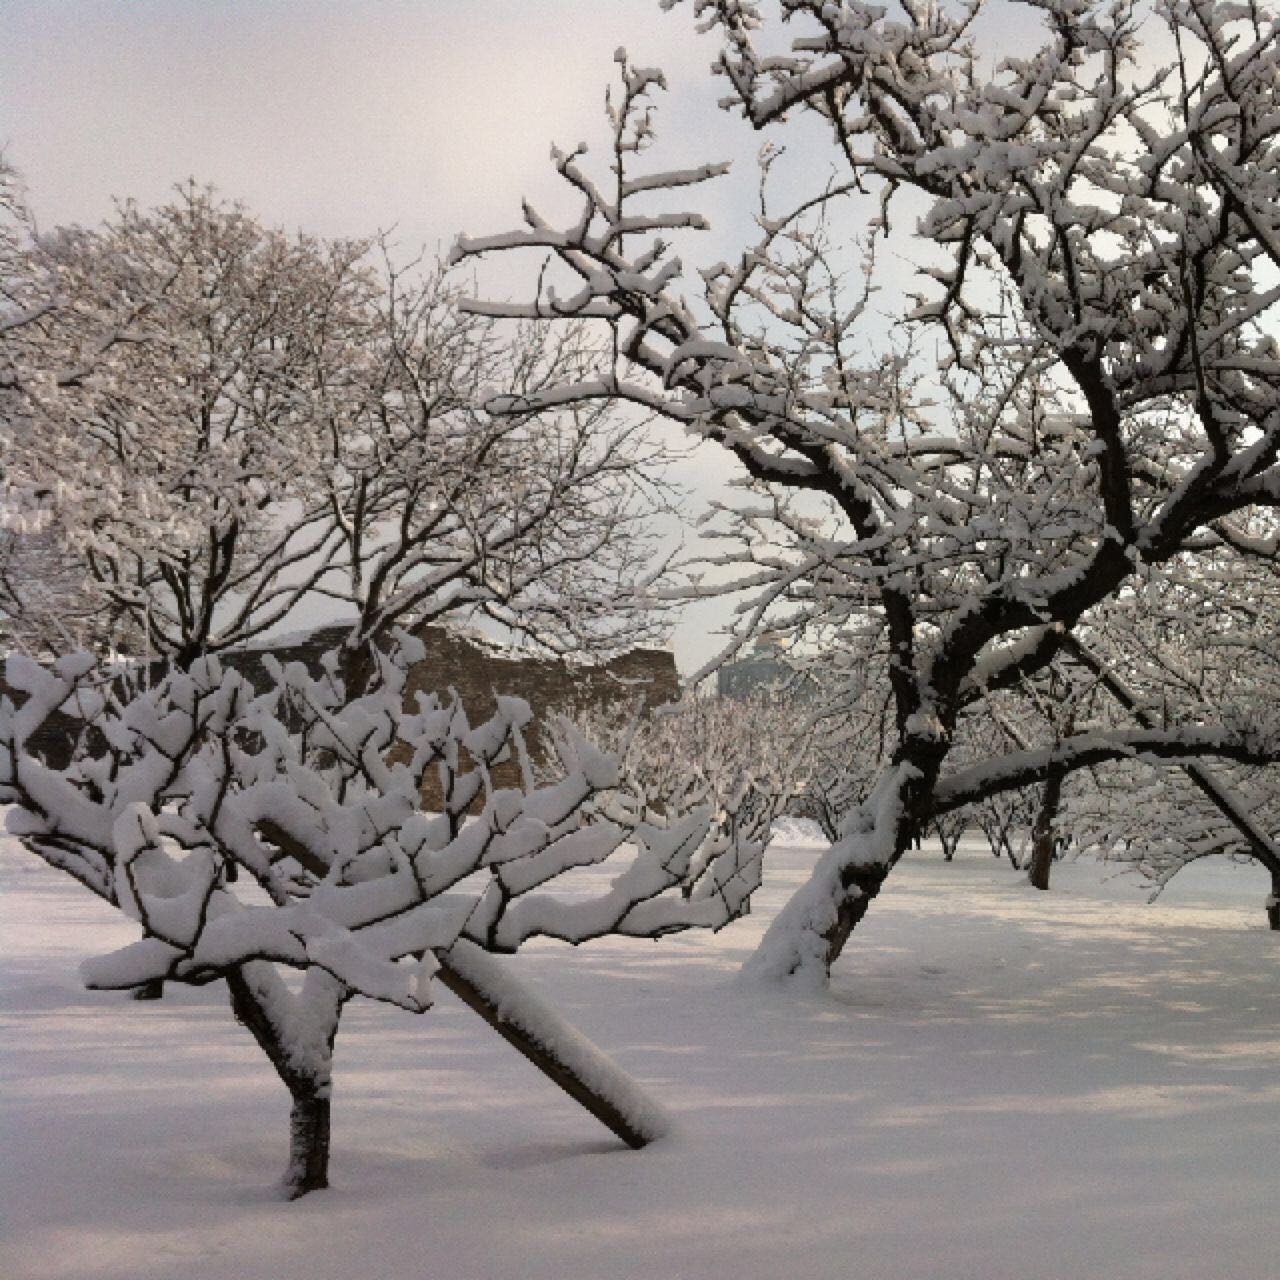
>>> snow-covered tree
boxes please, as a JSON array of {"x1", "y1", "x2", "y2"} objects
[
  {"x1": 1070, "y1": 755, "x2": 1280, "y2": 919},
  {"x1": 786, "y1": 648, "x2": 894, "y2": 843},
  {"x1": 0, "y1": 160, "x2": 106, "y2": 651},
  {"x1": 2, "y1": 184, "x2": 671, "y2": 680},
  {"x1": 1061, "y1": 553, "x2": 1280, "y2": 923},
  {"x1": 0, "y1": 639, "x2": 769, "y2": 1197},
  {"x1": 454, "y1": 0, "x2": 1280, "y2": 985},
  {"x1": 0, "y1": 157, "x2": 42, "y2": 415},
  {"x1": 319, "y1": 256, "x2": 673, "y2": 694},
  {"x1": 563, "y1": 685, "x2": 813, "y2": 871},
  {"x1": 3, "y1": 184, "x2": 362, "y2": 662},
  {"x1": 976, "y1": 665, "x2": 1102, "y2": 886}
]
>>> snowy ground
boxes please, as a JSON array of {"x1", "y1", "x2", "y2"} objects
[{"x1": 3, "y1": 825, "x2": 1278, "y2": 1280}]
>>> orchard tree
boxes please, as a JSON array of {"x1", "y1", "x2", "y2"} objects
[
  {"x1": 1061, "y1": 551, "x2": 1280, "y2": 924},
  {"x1": 455, "y1": 0, "x2": 1280, "y2": 985},
  {"x1": 3, "y1": 184, "x2": 365, "y2": 663},
  {"x1": 0, "y1": 157, "x2": 44, "y2": 424},
  {"x1": 975, "y1": 664, "x2": 1102, "y2": 887},
  {"x1": 786, "y1": 646, "x2": 895, "y2": 843},
  {"x1": 1070, "y1": 755, "x2": 1280, "y2": 924},
  {"x1": 3, "y1": 182, "x2": 701, "y2": 1115},
  {"x1": 564, "y1": 685, "x2": 814, "y2": 863},
  {"x1": 316, "y1": 256, "x2": 673, "y2": 694},
  {"x1": 0, "y1": 640, "x2": 769, "y2": 1198},
  {"x1": 0, "y1": 161, "x2": 108, "y2": 650},
  {"x1": 2, "y1": 184, "x2": 672, "y2": 683}
]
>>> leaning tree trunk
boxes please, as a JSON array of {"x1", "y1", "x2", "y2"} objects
[
  {"x1": 254, "y1": 820, "x2": 670, "y2": 1164},
  {"x1": 438, "y1": 940, "x2": 669, "y2": 1148},
  {"x1": 1027, "y1": 767, "x2": 1065, "y2": 892},
  {"x1": 227, "y1": 964, "x2": 345, "y2": 1199},
  {"x1": 226, "y1": 947, "x2": 669, "y2": 1200},
  {"x1": 740, "y1": 764, "x2": 921, "y2": 988}
]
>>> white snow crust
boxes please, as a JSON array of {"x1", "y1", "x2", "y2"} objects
[{"x1": 4, "y1": 831, "x2": 1279, "y2": 1280}]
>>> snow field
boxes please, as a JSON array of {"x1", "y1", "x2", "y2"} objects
[{"x1": 3, "y1": 830, "x2": 1279, "y2": 1280}]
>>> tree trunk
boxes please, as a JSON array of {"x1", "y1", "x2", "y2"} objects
[
  {"x1": 227, "y1": 965, "x2": 343, "y2": 1199},
  {"x1": 254, "y1": 816, "x2": 668, "y2": 1155},
  {"x1": 935, "y1": 819, "x2": 962, "y2": 862},
  {"x1": 338, "y1": 637, "x2": 377, "y2": 699},
  {"x1": 227, "y1": 945, "x2": 666, "y2": 1201},
  {"x1": 821, "y1": 859, "x2": 892, "y2": 971},
  {"x1": 1028, "y1": 768, "x2": 1064, "y2": 891},
  {"x1": 283, "y1": 1083, "x2": 332, "y2": 1199},
  {"x1": 438, "y1": 940, "x2": 669, "y2": 1149},
  {"x1": 741, "y1": 763, "x2": 920, "y2": 987},
  {"x1": 1268, "y1": 867, "x2": 1280, "y2": 932},
  {"x1": 1005, "y1": 830, "x2": 1023, "y2": 870}
]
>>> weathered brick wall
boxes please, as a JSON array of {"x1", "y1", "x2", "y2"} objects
[
  {"x1": 3, "y1": 626, "x2": 680, "y2": 805},
  {"x1": 403, "y1": 628, "x2": 679, "y2": 806},
  {"x1": 403, "y1": 626, "x2": 677, "y2": 729},
  {"x1": 240, "y1": 622, "x2": 679, "y2": 741}
]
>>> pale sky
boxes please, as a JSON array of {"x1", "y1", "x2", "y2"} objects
[
  {"x1": 0, "y1": 0, "x2": 1054, "y2": 674},
  {"x1": 1, "y1": 1, "x2": 752, "y2": 261}
]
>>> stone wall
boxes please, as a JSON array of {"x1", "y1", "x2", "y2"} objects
[
  {"x1": 3, "y1": 625, "x2": 681, "y2": 800},
  {"x1": 398, "y1": 627, "x2": 680, "y2": 806}
]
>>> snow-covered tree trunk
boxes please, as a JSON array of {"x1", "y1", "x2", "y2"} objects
[
  {"x1": 438, "y1": 941, "x2": 668, "y2": 1150},
  {"x1": 255, "y1": 814, "x2": 672, "y2": 1152},
  {"x1": 226, "y1": 966, "x2": 345, "y2": 1199},
  {"x1": 741, "y1": 765, "x2": 921, "y2": 986}
]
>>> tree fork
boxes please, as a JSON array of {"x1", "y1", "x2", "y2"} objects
[{"x1": 226, "y1": 968, "x2": 336, "y2": 1199}]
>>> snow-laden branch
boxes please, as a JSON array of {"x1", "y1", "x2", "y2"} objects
[
  {"x1": 0, "y1": 644, "x2": 767, "y2": 1001},
  {"x1": 933, "y1": 725, "x2": 1280, "y2": 815},
  {"x1": 2, "y1": 184, "x2": 676, "y2": 669},
  {"x1": 456, "y1": 0, "x2": 1280, "y2": 985}
]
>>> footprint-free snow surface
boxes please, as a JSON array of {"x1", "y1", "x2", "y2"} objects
[{"x1": 3, "y1": 825, "x2": 1278, "y2": 1280}]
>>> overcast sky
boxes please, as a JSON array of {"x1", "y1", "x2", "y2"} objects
[
  {"x1": 0, "y1": 0, "x2": 1058, "y2": 235},
  {"x1": 1, "y1": 2, "x2": 739, "y2": 249}
]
